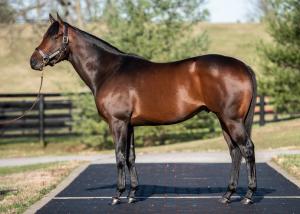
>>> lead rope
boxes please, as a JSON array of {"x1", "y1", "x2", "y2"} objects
[{"x1": 0, "y1": 70, "x2": 44, "y2": 125}]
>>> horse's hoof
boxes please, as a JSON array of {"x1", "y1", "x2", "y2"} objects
[
  {"x1": 111, "y1": 197, "x2": 121, "y2": 205},
  {"x1": 219, "y1": 197, "x2": 230, "y2": 204},
  {"x1": 128, "y1": 197, "x2": 137, "y2": 204},
  {"x1": 241, "y1": 197, "x2": 253, "y2": 205}
]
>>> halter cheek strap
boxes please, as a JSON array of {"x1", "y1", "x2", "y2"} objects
[{"x1": 36, "y1": 23, "x2": 69, "y2": 66}]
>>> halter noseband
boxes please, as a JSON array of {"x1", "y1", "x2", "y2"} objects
[{"x1": 36, "y1": 23, "x2": 69, "y2": 67}]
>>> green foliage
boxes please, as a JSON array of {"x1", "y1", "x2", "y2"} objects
[
  {"x1": 0, "y1": 0, "x2": 15, "y2": 23},
  {"x1": 73, "y1": 94, "x2": 113, "y2": 149},
  {"x1": 103, "y1": 0, "x2": 209, "y2": 61},
  {"x1": 259, "y1": 0, "x2": 300, "y2": 112},
  {"x1": 74, "y1": 0, "x2": 219, "y2": 148},
  {"x1": 134, "y1": 113, "x2": 220, "y2": 147}
]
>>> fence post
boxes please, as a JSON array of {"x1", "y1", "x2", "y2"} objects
[
  {"x1": 259, "y1": 95, "x2": 265, "y2": 126},
  {"x1": 39, "y1": 94, "x2": 45, "y2": 146},
  {"x1": 273, "y1": 110, "x2": 278, "y2": 122},
  {"x1": 69, "y1": 100, "x2": 72, "y2": 133}
]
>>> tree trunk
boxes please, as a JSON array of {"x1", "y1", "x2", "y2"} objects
[{"x1": 75, "y1": 0, "x2": 83, "y2": 28}]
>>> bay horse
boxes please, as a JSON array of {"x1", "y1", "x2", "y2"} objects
[{"x1": 30, "y1": 14, "x2": 257, "y2": 205}]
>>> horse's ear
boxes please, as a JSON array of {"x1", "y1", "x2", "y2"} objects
[
  {"x1": 56, "y1": 12, "x2": 64, "y2": 24},
  {"x1": 49, "y1": 13, "x2": 56, "y2": 24}
]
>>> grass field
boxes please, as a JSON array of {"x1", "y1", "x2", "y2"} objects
[
  {"x1": 273, "y1": 154, "x2": 300, "y2": 180},
  {"x1": 0, "y1": 161, "x2": 85, "y2": 214},
  {"x1": 0, "y1": 119, "x2": 299, "y2": 158},
  {"x1": 0, "y1": 22, "x2": 270, "y2": 93}
]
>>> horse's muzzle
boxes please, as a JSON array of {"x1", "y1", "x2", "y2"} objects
[{"x1": 30, "y1": 55, "x2": 44, "y2": 71}]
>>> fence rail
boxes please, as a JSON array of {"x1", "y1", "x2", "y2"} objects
[
  {"x1": 0, "y1": 93, "x2": 72, "y2": 146},
  {"x1": 0, "y1": 93, "x2": 299, "y2": 145},
  {"x1": 254, "y1": 95, "x2": 300, "y2": 126}
]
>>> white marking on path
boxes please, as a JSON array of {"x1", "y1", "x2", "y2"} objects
[{"x1": 53, "y1": 196, "x2": 300, "y2": 200}]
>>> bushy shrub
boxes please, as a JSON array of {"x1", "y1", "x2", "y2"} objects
[
  {"x1": 259, "y1": 0, "x2": 300, "y2": 113},
  {"x1": 73, "y1": 93, "x2": 113, "y2": 149}
]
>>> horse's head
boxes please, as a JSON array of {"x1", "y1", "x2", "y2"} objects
[{"x1": 30, "y1": 13, "x2": 69, "y2": 71}]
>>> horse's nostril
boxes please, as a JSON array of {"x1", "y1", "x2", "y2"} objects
[{"x1": 30, "y1": 58, "x2": 37, "y2": 67}]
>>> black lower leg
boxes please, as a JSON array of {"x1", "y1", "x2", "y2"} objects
[
  {"x1": 240, "y1": 138, "x2": 257, "y2": 204},
  {"x1": 127, "y1": 166, "x2": 138, "y2": 196},
  {"x1": 221, "y1": 147, "x2": 242, "y2": 203},
  {"x1": 114, "y1": 164, "x2": 126, "y2": 198},
  {"x1": 111, "y1": 120, "x2": 128, "y2": 205},
  {"x1": 112, "y1": 157, "x2": 126, "y2": 204},
  {"x1": 126, "y1": 126, "x2": 139, "y2": 203},
  {"x1": 219, "y1": 128, "x2": 242, "y2": 204},
  {"x1": 220, "y1": 120, "x2": 257, "y2": 204}
]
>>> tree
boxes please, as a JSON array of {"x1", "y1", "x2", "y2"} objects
[
  {"x1": 248, "y1": 0, "x2": 275, "y2": 22},
  {"x1": 0, "y1": 0, "x2": 15, "y2": 23},
  {"x1": 103, "y1": 0, "x2": 209, "y2": 62},
  {"x1": 260, "y1": 0, "x2": 300, "y2": 112}
]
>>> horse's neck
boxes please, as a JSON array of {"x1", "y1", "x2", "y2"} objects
[{"x1": 68, "y1": 29, "x2": 122, "y2": 94}]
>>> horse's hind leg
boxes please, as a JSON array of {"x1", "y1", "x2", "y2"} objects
[
  {"x1": 221, "y1": 118, "x2": 257, "y2": 204},
  {"x1": 126, "y1": 125, "x2": 139, "y2": 203},
  {"x1": 241, "y1": 137, "x2": 257, "y2": 204},
  {"x1": 219, "y1": 127, "x2": 242, "y2": 204}
]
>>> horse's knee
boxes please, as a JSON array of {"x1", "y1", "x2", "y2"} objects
[
  {"x1": 240, "y1": 139, "x2": 255, "y2": 161},
  {"x1": 126, "y1": 160, "x2": 133, "y2": 168},
  {"x1": 127, "y1": 154, "x2": 136, "y2": 166},
  {"x1": 230, "y1": 147, "x2": 242, "y2": 158},
  {"x1": 116, "y1": 152, "x2": 126, "y2": 168}
]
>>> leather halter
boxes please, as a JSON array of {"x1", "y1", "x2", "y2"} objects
[{"x1": 36, "y1": 23, "x2": 69, "y2": 67}]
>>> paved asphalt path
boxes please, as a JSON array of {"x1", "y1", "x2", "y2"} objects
[{"x1": 37, "y1": 163, "x2": 300, "y2": 214}]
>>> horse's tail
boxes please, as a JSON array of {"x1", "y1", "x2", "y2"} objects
[{"x1": 245, "y1": 65, "x2": 257, "y2": 137}]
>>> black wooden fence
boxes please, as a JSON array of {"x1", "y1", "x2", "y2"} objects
[
  {"x1": 0, "y1": 93, "x2": 72, "y2": 146},
  {"x1": 0, "y1": 93, "x2": 299, "y2": 145},
  {"x1": 254, "y1": 95, "x2": 300, "y2": 126}
]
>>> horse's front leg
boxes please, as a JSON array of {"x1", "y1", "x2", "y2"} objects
[
  {"x1": 126, "y1": 125, "x2": 139, "y2": 203},
  {"x1": 110, "y1": 119, "x2": 129, "y2": 205}
]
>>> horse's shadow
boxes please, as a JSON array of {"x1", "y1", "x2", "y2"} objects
[{"x1": 86, "y1": 184, "x2": 275, "y2": 203}]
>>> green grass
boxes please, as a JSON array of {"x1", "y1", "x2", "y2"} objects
[
  {"x1": 273, "y1": 154, "x2": 300, "y2": 180},
  {"x1": 0, "y1": 23, "x2": 269, "y2": 93},
  {"x1": 0, "y1": 118, "x2": 299, "y2": 158}
]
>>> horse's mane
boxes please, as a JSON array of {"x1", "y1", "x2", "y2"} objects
[
  {"x1": 68, "y1": 23, "x2": 148, "y2": 61},
  {"x1": 68, "y1": 23, "x2": 124, "y2": 55}
]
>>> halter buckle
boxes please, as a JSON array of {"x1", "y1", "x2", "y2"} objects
[
  {"x1": 63, "y1": 36, "x2": 68, "y2": 44},
  {"x1": 42, "y1": 55, "x2": 50, "y2": 64}
]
